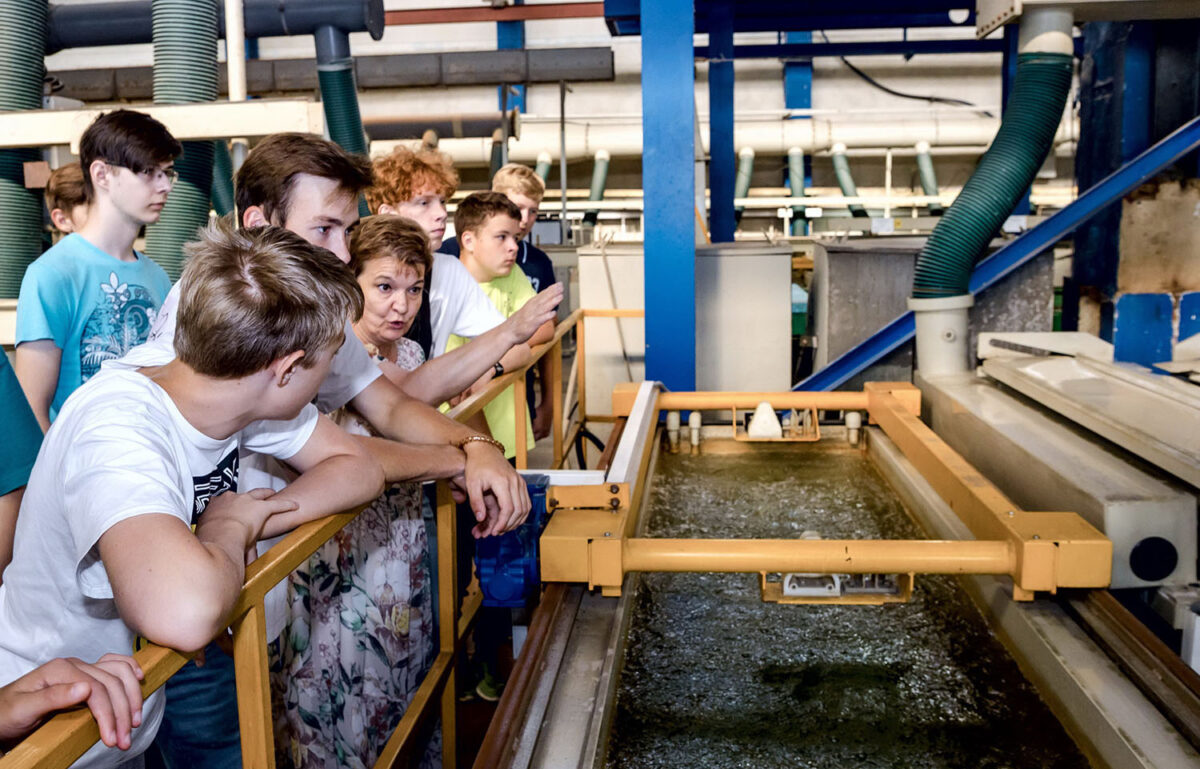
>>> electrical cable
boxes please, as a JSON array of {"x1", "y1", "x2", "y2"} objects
[{"x1": 819, "y1": 30, "x2": 995, "y2": 118}]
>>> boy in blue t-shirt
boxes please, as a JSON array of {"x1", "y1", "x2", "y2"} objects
[{"x1": 15, "y1": 109, "x2": 180, "y2": 429}]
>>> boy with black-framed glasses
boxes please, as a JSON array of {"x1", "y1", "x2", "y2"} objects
[{"x1": 15, "y1": 109, "x2": 180, "y2": 430}]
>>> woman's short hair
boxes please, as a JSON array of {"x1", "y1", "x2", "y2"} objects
[
  {"x1": 348, "y1": 215, "x2": 433, "y2": 278},
  {"x1": 175, "y1": 220, "x2": 364, "y2": 378},
  {"x1": 365, "y1": 146, "x2": 458, "y2": 212}
]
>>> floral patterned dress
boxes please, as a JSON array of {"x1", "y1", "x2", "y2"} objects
[{"x1": 277, "y1": 338, "x2": 439, "y2": 769}]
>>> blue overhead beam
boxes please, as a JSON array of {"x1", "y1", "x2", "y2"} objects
[
  {"x1": 782, "y1": 32, "x2": 813, "y2": 107},
  {"x1": 796, "y1": 112, "x2": 1200, "y2": 391},
  {"x1": 605, "y1": 0, "x2": 976, "y2": 35},
  {"x1": 497, "y1": 0, "x2": 526, "y2": 112},
  {"x1": 641, "y1": 0, "x2": 696, "y2": 391},
  {"x1": 696, "y1": 38, "x2": 1006, "y2": 59}
]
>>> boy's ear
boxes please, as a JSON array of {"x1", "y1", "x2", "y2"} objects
[
  {"x1": 459, "y1": 229, "x2": 475, "y2": 253},
  {"x1": 377, "y1": 203, "x2": 397, "y2": 215},
  {"x1": 89, "y1": 159, "x2": 111, "y2": 192},
  {"x1": 270, "y1": 350, "x2": 307, "y2": 387},
  {"x1": 49, "y1": 209, "x2": 74, "y2": 234},
  {"x1": 242, "y1": 205, "x2": 269, "y2": 229}
]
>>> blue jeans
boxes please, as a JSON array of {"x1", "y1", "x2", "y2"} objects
[{"x1": 151, "y1": 641, "x2": 241, "y2": 769}]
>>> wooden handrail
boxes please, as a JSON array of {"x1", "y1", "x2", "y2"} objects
[{"x1": 0, "y1": 308, "x2": 621, "y2": 769}]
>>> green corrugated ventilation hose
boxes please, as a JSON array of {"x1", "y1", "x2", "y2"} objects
[
  {"x1": 914, "y1": 142, "x2": 944, "y2": 216},
  {"x1": 318, "y1": 65, "x2": 368, "y2": 157},
  {"x1": 143, "y1": 0, "x2": 219, "y2": 280},
  {"x1": 831, "y1": 144, "x2": 869, "y2": 218},
  {"x1": 0, "y1": 0, "x2": 49, "y2": 298},
  {"x1": 211, "y1": 139, "x2": 235, "y2": 218},
  {"x1": 315, "y1": 25, "x2": 369, "y2": 215},
  {"x1": 912, "y1": 51, "x2": 1072, "y2": 298}
]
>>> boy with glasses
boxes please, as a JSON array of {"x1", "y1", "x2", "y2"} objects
[{"x1": 15, "y1": 109, "x2": 180, "y2": 430}]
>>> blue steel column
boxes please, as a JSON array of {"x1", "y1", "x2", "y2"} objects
[
  {"x1": 707, "y1": 1, "x2": 735, "y2": 242},
  {"x1": 498, "y1": 0, "x2": 526, "y2": 112},
  {"x1": 642, "y1": 0, "x2": 696, "y2": 391}
]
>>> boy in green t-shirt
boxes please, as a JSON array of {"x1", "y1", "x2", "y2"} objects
[{"x1": 446, "y1": 192, "x2": 555, "y2": 459}]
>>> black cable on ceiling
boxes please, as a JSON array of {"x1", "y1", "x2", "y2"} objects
[{"x1": 818, "y1": 30, "x2": 996, "y2": 119}]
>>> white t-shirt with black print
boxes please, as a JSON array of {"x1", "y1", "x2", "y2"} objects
[{"x1": 0, "y1": 368, "x2": 317, "y2": 769}]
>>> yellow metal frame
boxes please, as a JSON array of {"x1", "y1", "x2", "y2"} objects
[{"x1": 541, "y1": 381, "x2": 1112, "y2": 602}]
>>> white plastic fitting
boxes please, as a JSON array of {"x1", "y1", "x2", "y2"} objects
[
  {"x1": 688, "y1": 411, "x2": 702, "y2": 454},
  {"x1": 1018, "y1": 7, "x2": 1074, "y2": 56},
  {"x1": 908, "y1": 294, "x2": 975, "y2": 377},
  {"x1": 845, "y1": 411, "x2": 863, "y2": 446},
  {"x1": 666, "y1": 410, "x2": 681, "y2": 454}
]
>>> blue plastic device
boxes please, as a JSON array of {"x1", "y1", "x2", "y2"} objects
[{"x1": 474, "y1": 474, "x2": 551, "y2": 608}]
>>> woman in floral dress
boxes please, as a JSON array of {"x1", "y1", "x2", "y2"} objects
[{"x1": 278, "y1": 217, "x2": 439, "y2": 769}]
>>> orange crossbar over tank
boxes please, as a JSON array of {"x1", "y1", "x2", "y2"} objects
[{"x1": 622, "y1": 538, "x2": 1014, "y2": 576}]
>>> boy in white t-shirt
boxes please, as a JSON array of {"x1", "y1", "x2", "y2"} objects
[{"x1": 0, "y1": 223, "x2": 384, "y2": 769}]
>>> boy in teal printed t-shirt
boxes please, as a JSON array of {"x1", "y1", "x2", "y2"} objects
[
  {"x1": 446, "y1": 192, "x2": 555, "y2": 459},
  {"x1": 15, "y1": 109, "x2": 179, "y2": 429}
]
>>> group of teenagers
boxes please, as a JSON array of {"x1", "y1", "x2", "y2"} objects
[{"x1": 0, "y1": 107, "x2": 566, "y2": 769}]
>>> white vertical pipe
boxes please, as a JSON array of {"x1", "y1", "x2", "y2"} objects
[
  {"x1": 883, "y1": 148, "x2": 893, "y2": 218},
  {"x1": 224, "y1": 0, "x2": 248, "y2": 171}
]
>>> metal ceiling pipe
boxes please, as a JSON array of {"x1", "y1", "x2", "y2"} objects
[
  {"x1": 363, "y1": 111, "x2": 519, "y2": 142},
  {"x1": 397, "y1": 114, "x2": 1077, "y2": 166},
  {"x1": 45, "y1": 0, "x2": 383, "y2": 53}
]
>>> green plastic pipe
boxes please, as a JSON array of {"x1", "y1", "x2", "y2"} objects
[
  {"x1": 0, "y1": 0, "x2": 49, "y2": 298},
  {"x1": 583, "y1": 149, "x2": 610, "y2": 226},
  {"x1": 831, "y1": 143, "x2": 869, "y2": 218},
  {"x1": 912, "y1": 51, "x2": 1072, "y2": 298},
  {"x1": 914, "y1": 141, "x2": 944, "y2": 216},
  {"x1": 733, "y1": 146, "x2": 754, "y2": 219},
  {"x1": 535, "y1": 151, "x2": 552, "y2": 182},
  {"x1": 143, "y1": 0, "x2": 219, "y2": 281},
  {"x1": 489, "y1": 131, "x2": 505, "y2": 181},
  {"x1": 787, "y1": 146, "x2": 805, "y2": 236},
  {"x1": 211, "y1": 139, "x2": 235, "y2": 218}
]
